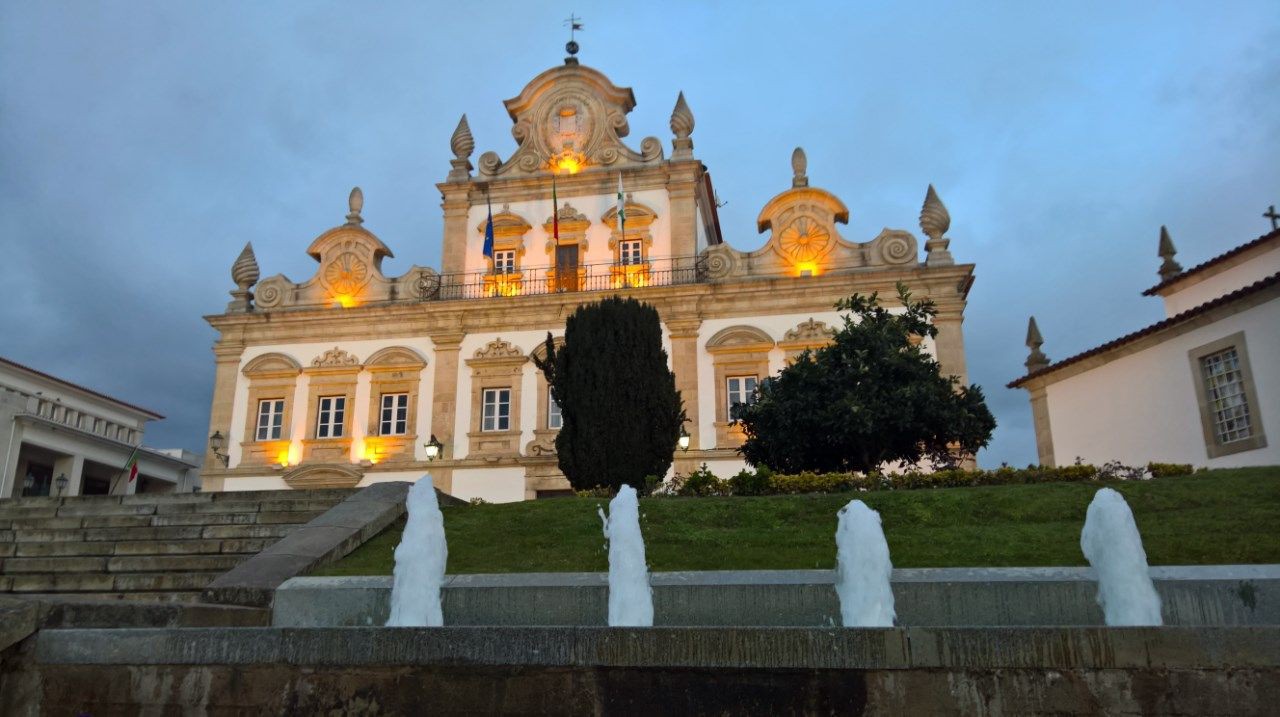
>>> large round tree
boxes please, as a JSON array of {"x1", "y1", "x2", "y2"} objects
[
  {"x1": 735, "y1": 284, "x2": 995, "y2": 474},
  {"x1": 534, "y1": 296, "x2": 685, "y2": 491}
]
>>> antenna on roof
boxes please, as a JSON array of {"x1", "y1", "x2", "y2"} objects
[{"x1": 563, "y1": 13, "x2": 583, "y2": 64}]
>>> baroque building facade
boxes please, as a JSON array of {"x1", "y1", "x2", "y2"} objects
[{"x1": 200, "y1": 57, "x2": 976, "y2": 501}]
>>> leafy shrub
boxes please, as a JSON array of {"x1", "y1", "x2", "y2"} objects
[
  {"x1": 769, "y1": 471, "x2": 858, "y2": 495},
  {"x1": 675, "y1": 464, "x2": 729, "y2": 497},
  {"x1": 468, "y1": 497, "x2": 489, "y2": 506},
  {"x1": 728, "y1": 466, "x2": 773, "y2": 496},
  {"x1": 574, "y1": 486, "x2": 614, "y2": 499},
  {"x1": 1148, "y1": 462, "x2": 1193, "y2": 478}
]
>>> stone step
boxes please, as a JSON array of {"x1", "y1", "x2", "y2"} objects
[
  {"x1": 2, "y1": 556, "x2": 108, "y2": 573},
  {"x1": 14, "y1": 591, "x2": 206, "y2": 604},
  {"x1": 199, "y1": 524, "x2": 298, "y2": 540},
  {"x1": 106, "y1": 554, "x2": 245, "y2": 573},
  {"x1": 12, "y1": 537, "x2": 271, "y2": 558},
  {"x1": 8, "y1": 571, "x2": 217, "y2": 593},
  {"x1": 55, "y1": 503, "x2": 159, "y2": 517}
]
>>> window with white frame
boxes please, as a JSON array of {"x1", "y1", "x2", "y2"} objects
[
  {"x1": 379, "y1": 393, "x2": 409, "y2": 436},
  {"x1": 256, "y1": 399, "x2": 285, "y2": 441},
  {"x1": 619, "y1": 239, "x2": 642, "y2": 266},
  {"x1": 492, "y1": 249, "x2": 516, "y2": 274},
  {"x1": 726, "y1": 375, "x2": 759, "y2": 419},
  {"x1": 481, "y1": 388, "x2": 511, "y2": 432},
  {"x1": 316, "y1": 395, "x2": 346, "y2": 439},
  {"x1": 548, "y1": 389, "x2": 562, "y2": 429},
  {"x1": 1200, "y1": 347, "x2": 1253, "y2": 445}
]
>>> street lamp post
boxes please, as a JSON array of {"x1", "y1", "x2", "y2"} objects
[{"x1": 55, "y1": 473, "x2": 68, "y2": 497}]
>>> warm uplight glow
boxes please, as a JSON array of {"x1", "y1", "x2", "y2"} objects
[
  {"x1": 551, "y1": 149, "x2": 585, "y2": 175},
  {"x1": 795, "y1": 261, "x2": 819, "y2": 277},
  {"x1": 276, "y1": 449, "x2": 290, "y2": 468},
  {"x1": 484, "y1": 274, "x2": 523, "y2": 297},
  {"x1": 332, "y1": 293, "x2": 359, "y2": 308},
  {"x1": 611, "y1": 264, "x2": 651, "y2": 288}
]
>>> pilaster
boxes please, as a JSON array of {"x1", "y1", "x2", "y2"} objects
[
  {"x1": 52, "y1": 454, "x2": 84, "y2": 497},
  {"x1": 666, "y1": 316, "x2": 702, "y2": 474},
  {"x1": 1028, "y1": 384, "x2": 1056, "y2": 467},
  {"x1": 203, "y1": 341, "x2": 245, "y2": 490},
  {"x1": 932, "y1": 307, "x2": 969, "y2": 386},
  {"x1": 666, "y1": 162, "x2": 701, "y2": 258},
  {"x1": 428, "y1": 331, "x2": 465, "y2": 493},
  {"x1": 440, "y1": 186, "x2": 472, "y2": 276}
]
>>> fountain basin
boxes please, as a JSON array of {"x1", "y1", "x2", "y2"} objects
[{"x1": 275, "y1": 565, "x2": 1280, "y2": 627}]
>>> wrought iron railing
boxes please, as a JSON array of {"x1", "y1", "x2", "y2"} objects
[{"x1": 420, "y1": 255, "x2": 708, "y2": 301}]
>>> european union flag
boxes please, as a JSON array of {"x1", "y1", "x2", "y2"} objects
[{"x1": 482, "y1": 199, "x2": 494, "y2": 258}]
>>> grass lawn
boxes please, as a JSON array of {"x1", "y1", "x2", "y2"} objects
[{"x1": 314, "y1": 467, "x2": 1280, "y2": 576}]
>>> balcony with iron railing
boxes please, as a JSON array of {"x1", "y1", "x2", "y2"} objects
[{"x1": 420, "y1": 255, "x2": 708, "y2": 301}]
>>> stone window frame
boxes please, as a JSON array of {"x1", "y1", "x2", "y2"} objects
[
  {"x1": 465, "y1": 338, "x2": 528, "y2": 458},
  {"x1": 480, "y1": 388, "x2": 512, "y2": 431},
  {"x1": 315, "y1": 395, "x2": 348, "y2": 438},
  {"x1": 725, "y1": 374, "x2": 760, "y2": 420},
  {"x1": 363, "y1": 346, "x2": 427, "y2": 464},
  {"x1": 255, "y1": 398, "x2": 286, "y2": 441},
  {"x1": 602, "y1": 198, "x2": 657, "y2": 275},
  {"x1": 377, "y1": 393, "x2": 409, "y2": 436},
  {"x1": 543, "y1": 203, "x2": 590, "y2": 291},
  {"x1": 705, "y1": 325, "x2": 775, "y2": 448},
  {"x1": 239, "y1": 352, "x2": 302, "y2": 467},
  {"x1": 1188, "y1": 331, "x2": 1267, "y2": 459},
  {"x1": 302, "y1": 347, "x2": 361, "y2": 463},
  {"x1": 477, "y1": 208, "x2": 531, "y2": 297},
  {"x1": 525, "y1": 337, "x2": 566, "y2": 456}
]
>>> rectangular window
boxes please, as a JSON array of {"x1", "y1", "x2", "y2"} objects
[
  {"x1": 379, "y1": 393, "x2": 409, "y2": 436},
  {"x1": 548, "y1": 389, "x2": 563, "y2": 429},
  {"x1": 726, "y1": 375, "x2": 759, "y2": 418},
  {"x1": 619, "y1": 240, "x2": 643, "y2": 266},
  {"x1": 481, "y1": 388, "x2": 511, "y2": 432},
  {"x1": 493, "y1": 250, "x2": 516, "y2": 274},
  {"x1": 316, "y1": 395, "x2": 346, "y2": 439},
  {"x1": 256, "y1": 399, "x2": 285, "y2": 441},
  {"x1": 1200, "y1": 348, "x2": 1253, "y2": 445}
]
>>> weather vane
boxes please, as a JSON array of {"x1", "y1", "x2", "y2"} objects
[{"x1": 564, "y1": 13, "x2": 584, "y2": 59}]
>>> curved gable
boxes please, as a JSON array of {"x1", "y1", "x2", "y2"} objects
[{"x1": 705, "y1": 325, "x2": 775, "y2": 353}]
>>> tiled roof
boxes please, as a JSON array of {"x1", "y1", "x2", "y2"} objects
[
  {"x1": 1009, "y1": 271, "x2": 1280, "y2": 389},
  {"x1": 1142, "y1": 228, "x2": 1280, "y2": 296},
  {"x1": 0, "y1": 356, "x2": 164, "y2": 419}
]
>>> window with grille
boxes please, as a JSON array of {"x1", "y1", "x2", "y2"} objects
[
  {"x1": 379, "y1": 393, "x2": 409, "y2": 436},
  {"x1": 493, "y1": 250, "x2": 516, "y2": 274},
  {"x1": 548, "y1": 389, "x2": 562, "y2": 429},
  {"x1": 726, "y1": 375, "x2": 759, "y2": 419},
  {"x1": 619, "y1": 240, "x2": 642, "y2": 266},
  {"x1": 1200, "y1": 347, "x2": 1253, "y2": 445},
  {"x1": 482, "y1": 388, "x2": 511, "y2": 432},
  {"x1": 316, "y1": 396, "x2": 346, "y2": 439},
  {"x1": 256, "y1": 399, "x2": 285, "y2": 441}
]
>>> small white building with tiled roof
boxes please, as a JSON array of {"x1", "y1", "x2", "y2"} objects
[{"x1": 1010, "y1": 226, "x2": 1279, "y2": 468}]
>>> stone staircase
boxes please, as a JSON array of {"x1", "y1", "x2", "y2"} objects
[{"x1": 0, "y1": 489, "x2": 358, "y2": 603}]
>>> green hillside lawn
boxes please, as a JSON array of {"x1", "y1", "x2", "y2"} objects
[{"x1": 314, "y1": 467, "x2": 1280, "y2": 576}]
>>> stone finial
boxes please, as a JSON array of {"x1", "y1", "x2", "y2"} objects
[
  {"x1": 346, "y1": 187, "x2": 364, "y2": 225},
  {"x1": 448, "y1": 114, "x2": 475, "y2": 181},
  {"x1": 1025, "y1": 316, "x2": 1049, "y2": 373},
  {"x1": 227, "y1": 242, "x2": 259, "y2": 313},
  {"x1": 791, "y1": 147, "x2": 808, "y2": 188},
  {"x1": 920, "y1": 184, "x2": 953, "y2": 266},
  {"x1": 670, "y1": 92, "x2": 694, "y2": 159},
  {"x1": 1157, "y1": 225, "x2": 1182, "y2": 281}
]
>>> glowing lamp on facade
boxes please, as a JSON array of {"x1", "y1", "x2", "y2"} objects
[
  {"x1": 678, "y1": 428, "x2": 691, "y2": 452},
  {"x1": 551, "y1": 149, "x2": 585, "y2": 175},
  {"x1": 796, "y1": 262, "x2": 819, "y2": 277},
  {"x1": 276, "y1": 449, "x2": 290, "y2": 468},
  {"x1": 332, "y1": 294, "x2": 358, "y2": 308},
  {"x1": 424, "y1": 434, "x2": 444, "y2": 461}
]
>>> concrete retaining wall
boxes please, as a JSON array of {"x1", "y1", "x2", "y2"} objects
[
  {"x1": 25, "y1": 625, "x2": 1280, "y2": 715},
  {"x1": 274, "y1": 565, "x2": 1280, "y2": 627}
]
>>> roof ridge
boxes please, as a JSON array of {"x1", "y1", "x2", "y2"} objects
[
  {"x1": 1142, "y1": 227, "x2": 1280, "y2": 296},
  {"x1": 0, "y1": 356, "x2": 164, "y2": 419}
]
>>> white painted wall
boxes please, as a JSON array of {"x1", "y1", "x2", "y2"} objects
[
  {"x1": 450, "y1": 467, "x2": 526, "y2": 503},
  {"x1": 227, "y1": 338, "x2": 437, "y2": 470},
  {"x1": 1162, "y1": 242, "x2": 1280, "y2": 317},
  {"x1": 463, "y1": 188, "x2": 674, "y2": 275},
  {"x1": 1044, "y1": 298, "x2": 1278, "y2": 468}
]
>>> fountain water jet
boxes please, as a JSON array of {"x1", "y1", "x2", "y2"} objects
[
  {"x1": 1080, "y1": 487, "x2": 1162, "y2": 626},
  {"x1": 835, "y1": 499, "x2": 896, "y2": 627},
  {"x1": 386, "y1": 476, "x2": 448, "y2": 627},
  {"x1": 598, "y1": 485, "x2": 653, "y2": 626}
]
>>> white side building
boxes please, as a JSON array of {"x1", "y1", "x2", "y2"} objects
[
  {"x1": 0, "y1": 357, "x2": 201, "y2": 497},
  {"x1": 1011, "y1": 226, "x2": 1279, "y2": 468}
]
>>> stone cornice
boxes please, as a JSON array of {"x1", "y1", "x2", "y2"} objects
[{"x1": 205, "y1": 263, "x2": 975, "y2": 346}]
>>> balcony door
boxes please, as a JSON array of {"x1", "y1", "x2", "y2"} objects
[{"x1": 555, "y1": 244, "x2": 579, "y2": 292}]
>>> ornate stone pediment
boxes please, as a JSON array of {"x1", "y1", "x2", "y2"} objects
[
  {"x1": 311, "y1": 347, "x2": 360, "y2": 368},
  {"x1": 365, "y1": 346, "x2": 427, "y2": 369},
  {"x1": 282, "y1": 463, "x2": 363, "y2": 490},
  {"x1": 783, "y1": 319, "x2": 836, "y2": 344},
  {"x1": 473, "y1": 337, "x2": 524, "y2": 360},
  {"x1": 477, "y1": 64, "x2": 662, "y2": 178},
  {"x1": 242, "y1": 352, "x2": 302, "y2": 377},
  {"x1": 706, "y1": 325, "x2": 775, "y2": 353}
]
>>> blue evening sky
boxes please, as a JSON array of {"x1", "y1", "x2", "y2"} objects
[{"x1": 1, "y1": 1, "x2": 1276, "y2": 466}]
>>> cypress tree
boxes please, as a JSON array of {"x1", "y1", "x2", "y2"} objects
[{"x1": 535, "y1": 296, "x2": 684, "y2": 491}]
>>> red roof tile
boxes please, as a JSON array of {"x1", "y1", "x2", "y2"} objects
[{"x1": 1142, "y1": 228, "x2": 1280, "y2": 296}]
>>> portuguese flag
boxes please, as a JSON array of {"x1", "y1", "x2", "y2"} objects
[{"x1": 123, "y1": 446, "x2": 140, "y2": 484}]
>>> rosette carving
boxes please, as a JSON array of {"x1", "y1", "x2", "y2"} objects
[
  {"x1": 231, "y1": 242, "x2": 259, "y2": 289},
  {"x1": 252, "y1": 275, "x2": 290, "y2": 309},
  {"x1": 779, "y1": 216, "x2": 832, "y2": 263},
  {"x1": 877, "y1": 231, "x2": 916, "y2": 264}
]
